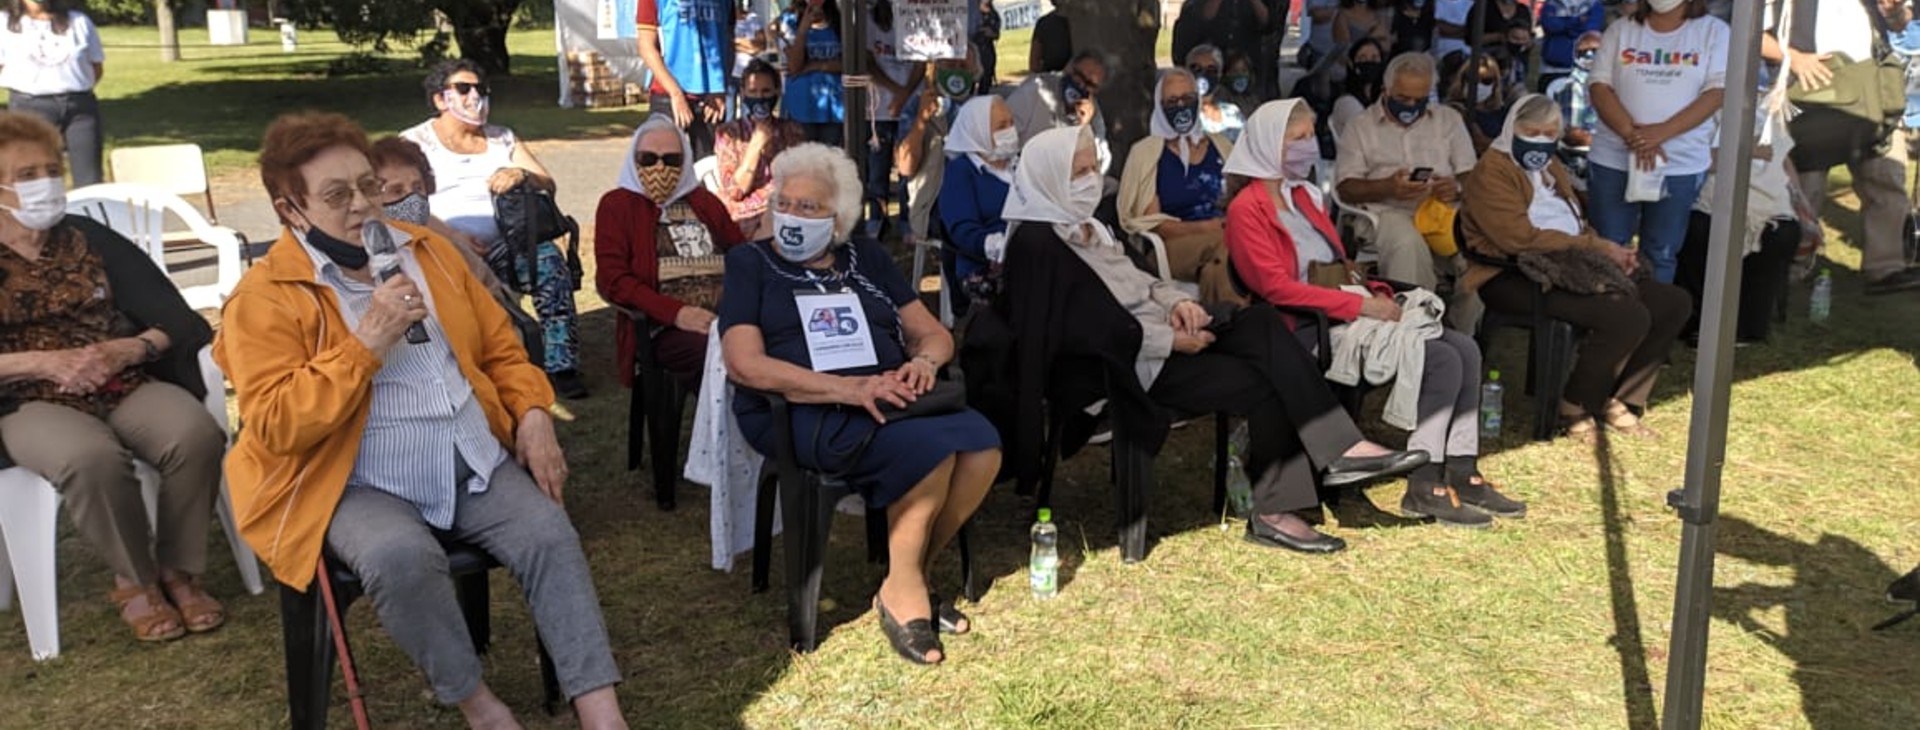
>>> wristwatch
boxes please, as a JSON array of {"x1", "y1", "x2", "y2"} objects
[{"x1": 135, "y1": 334, "x2": 160, "y2": 363}]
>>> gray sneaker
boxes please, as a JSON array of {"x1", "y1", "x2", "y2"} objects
[{"x1": 1865, "y1": 268, "x2": 1920, "y2": 295}]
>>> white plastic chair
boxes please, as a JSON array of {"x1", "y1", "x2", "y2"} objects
[
  {"x1": 1131, "y1": 230, "x2": 1203, "y2": 300},
  {"x1": 0, "y1": 346, "x2": 264, "y2": 661},
  {"x1": 694, "y1": 155, "x2": 722, "y2": 194},
  {"x1": 66, "y1": 183, "x2": 246, "y2": 311}
]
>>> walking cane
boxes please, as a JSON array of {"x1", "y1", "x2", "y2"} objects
[{"x1": 315, "y1": 564, "x2": 373, "y2": 730}]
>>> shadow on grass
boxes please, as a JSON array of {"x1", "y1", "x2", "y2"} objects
[
  {"x1": 1712, "y1": 516, "x2": 1920, "y2": 729},
  {"x1": 1594, "y1": 428, "x2": 1658, "y2": 730}
]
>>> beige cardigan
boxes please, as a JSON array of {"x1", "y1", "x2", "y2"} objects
[{"x1": 1117, "y1": 131, "x2": 1236, "y2": 237}]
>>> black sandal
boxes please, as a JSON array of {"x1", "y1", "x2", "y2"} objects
[
  {"x1": 874, "y1": 595, "x2": 944, "y2": 665},
  {"x1": 930, "y1": 592, "x2": 971, "y2": 635}
]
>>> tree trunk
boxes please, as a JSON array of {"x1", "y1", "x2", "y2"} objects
[
  {"x1": 156, "y1": 0, "x2": 179, "y2": 62},
  {"x1": 1063, "y1": 0, "x2": 1161, "y2": 174},
  {"x1": 437, "y1": 0, "x2": 520, "y2": 76}
]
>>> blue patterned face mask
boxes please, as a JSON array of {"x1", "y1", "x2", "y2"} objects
[
  {"x1": 1511, "y1": 135, "x2": 1559, "y2": 172},
  {"x1": 382, "y1": 192, "x2": 431, "y2": 226},
  {"x1": 1164, "y1": 100, "x2": 1200, "y2": 135}
]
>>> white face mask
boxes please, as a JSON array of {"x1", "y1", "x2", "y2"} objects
[
  {"x1": 1475, "y1": 82, "x2": 1495, "y2": 104},
  {"x1": 990, "y1": 127, "x2": 1021, "y2": 161},
  {"x1": 1647, "y1": 0, "x2": 1685, "y2": 12},
  {"x1": 771, "y1": 210, "x2": 837, "y2": 262},
  {"x1": 445, "y1": 91, "x2": 490, "y2": 126},
  {"x1": 3, "y1": 177, "x2": 66, "y2": 231},
  {"x1": 1066, "y1": 173, "x2": 1103, "y2": 221}
]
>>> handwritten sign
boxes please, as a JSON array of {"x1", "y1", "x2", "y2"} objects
[{"x1": 896, "y1": 0, "x2": 972, "y2": 61}]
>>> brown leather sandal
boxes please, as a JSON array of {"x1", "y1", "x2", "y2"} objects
[
  {"x1": 161, "y1": 575, "x2": 226, "y2": 633},
  {"x1": 1559, "y1": 403, "x2": 1598, "y2": 443},
  {"x1": 1604, "y1": 401, "x2": 1659, "y2": 439},
  {"x1": 110, "y1": 585, "x2": 186, "y2": 643}
]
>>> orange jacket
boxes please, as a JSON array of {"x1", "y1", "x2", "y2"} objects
[{"x1": 213, "y1": 222, "x2": 554, "y2": 591}]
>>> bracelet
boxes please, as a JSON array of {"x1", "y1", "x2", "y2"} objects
[{"x1": 134, "y1": 335, "x2": 160, "y2": 364}]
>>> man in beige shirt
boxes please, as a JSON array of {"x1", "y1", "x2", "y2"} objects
[{"x1": 1334, "y1": 52, "x2": 1477, "y2": 295}]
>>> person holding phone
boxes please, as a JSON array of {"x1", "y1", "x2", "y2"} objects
[{"x1": 1333, "y1": 52, "x2": 1477, "y2": 312}]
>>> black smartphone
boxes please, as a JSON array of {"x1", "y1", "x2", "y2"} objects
[{"x1": 1409, "y1": 167, "x2": 1434, "y2": 183}]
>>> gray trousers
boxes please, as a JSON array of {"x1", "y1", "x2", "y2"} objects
[
  {"x1": 324, "y1": 460, "x2": 620, "y2": 704},
  {"x1": 1800, "y1": 141, "x2": 1909, "y2": 281},
  {"x1": 1409, "y1": 330, "x2": 1483, "y2": 463},
  {"x1": 0, "y1": 381, "x2": 225, "y2": 585}
]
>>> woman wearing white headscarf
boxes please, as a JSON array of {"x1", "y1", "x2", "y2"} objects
[
  {"x1": 1116, "y1": 68, "x2": 1239, "y2": 304},
  {"x1": 1007, "y1": 125, "x2": 1429, "y2": 555},
  {"x1": 1224, "y1": 99, "x2": 1527, "y2": 527},
  {"x1": 594, "y1": 115, "x2": 747, "y2": 393},
  {"x1": 936, "y1": 94, "x2": 1020, "y2": 285},
  {"x1": 1461, "y1": 94, "x2": 1691, "y2": 440}
]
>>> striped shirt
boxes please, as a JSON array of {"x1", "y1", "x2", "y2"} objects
[{"x1": 302, "y1": 226, "x2": 506, "y2": 529}]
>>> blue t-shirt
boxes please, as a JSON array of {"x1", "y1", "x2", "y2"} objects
[
  {"x1": 637, "y1": 0, "x2": 731, "y2": 96},
  {"x1": 1155, "y1": 143, "x2": 1226, "y2": 222},
  {"x1": 784, "y1": 24, "x2": 845, "y2": 124},
  {"x1": 718, "y1": 238, "x2": 915, "y2": 416},
  {"x1": 1891, "y1": 26, "x2": 1920, "y2": 128}
]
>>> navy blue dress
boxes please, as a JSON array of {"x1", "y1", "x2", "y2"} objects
[{"x1": 718, "y1": 238, "x2": 1000, "y2": 508}]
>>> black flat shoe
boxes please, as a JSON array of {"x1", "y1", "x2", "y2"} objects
[
  {"x1": 929, "y1": 592, "x2": 970, "y2": 635},
  {"x1": 1243, "y1": 517, "x2": 1347, "y2": 554},
  {"x1": 1322, "y1": 449, "x2": 1429, "y2": 487},
  {"x1": 548, "y1": 369, "x2": 591, "y2": 400},
  {"x1": 874, "y1": 595, "x2": 943, "y2": 665}
]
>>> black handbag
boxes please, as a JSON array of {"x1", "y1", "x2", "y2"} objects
[
  {"x1": 490, "y1": 179, "x2": 583, "y2": 293},
  {"x1": 874, "y1": 380, "x2": 969, "y2": 421}
]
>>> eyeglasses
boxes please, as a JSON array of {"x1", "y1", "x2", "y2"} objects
[
  {"x1": 635, "y1": 152, "x2": 685, "y2": 168},
  {"x1": 314, "y1": 175, "x2": 384, "y2": 211},
  {"x1": 446, "y1": 82, "x2": 491, "y2": 98},
  {"x1": 379, "y1": 179, "x2": 426, "y2": 201},
  {"x1": 772, "y1": 195, "x2": 830, "y2": 217}
]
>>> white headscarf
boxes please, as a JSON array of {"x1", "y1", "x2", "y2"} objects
[
  {"x1": 618, "y1": 114, "x2": 701, "y2": 206},
  {"x1": 1489, "y1": 92, "x2": 1544, "y2": 157},
  {"x1": 1003, "y1": 125, "x2": 1118, "y2": 248},
  {"x1": 1222, "y1": 98, "x2": 1308, "y2": 181},
  {"x1": 944, "y1": 96, "x2": 1014, "y2": 183},
  {"x1": 1149, "y1": 68, "x2": 1208, "y2": 172}
]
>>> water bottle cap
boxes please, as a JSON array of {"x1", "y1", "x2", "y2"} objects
[
  {"x1": 1037, "y1": 508, "x2": 1052, "y2": 523},
  {"x1": 1488, "y1": 369, "x2": 1500, "y2": 380}
]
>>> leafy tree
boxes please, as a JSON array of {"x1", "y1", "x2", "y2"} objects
[{"x1": 278, "y1": 0, "x2": 524, "y2": 75}]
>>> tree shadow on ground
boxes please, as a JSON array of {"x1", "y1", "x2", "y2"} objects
[{"x1": 1712, "y1": 515, "x2": 1920, "y2": 729}]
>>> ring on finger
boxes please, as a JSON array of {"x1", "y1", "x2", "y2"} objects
[{"x1": 403, "y1": 294, "x2": 416, "y2": 303}]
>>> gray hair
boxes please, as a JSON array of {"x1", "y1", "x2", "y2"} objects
[
  {"x1": 1159, "y1": 66, "x2": 1197, "y2": 92},
  {"x1": 769, "y1": 143, "x2": 863, "y2": 240},
  {"x1": 1384, "y1": 52, "x2": 1438, "y2": 93},
  {"x1": 1515, "y1": 95, "x2": 1563, "y2": 130},
  {"x1": 1185, "y1": 44, "x2": 1224, "y2": 68}
]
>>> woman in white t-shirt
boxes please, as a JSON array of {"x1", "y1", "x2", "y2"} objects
[
  {"x1": 0, "y1": 0, "x2": 105, "y2": 185},
  {"x1": 399, "y1": 60, "x2": 588, "y2": 399},
  {"x1": 1587, "y1": 0, "x2": 1728, "y2": 285}
]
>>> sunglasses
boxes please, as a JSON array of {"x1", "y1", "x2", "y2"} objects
[
  {"x1": 446, "y1": 82, "x2": 491, "y2": 97},
  {"x1": 635, "y1": 152, "x2": 685, "y2": 168}
]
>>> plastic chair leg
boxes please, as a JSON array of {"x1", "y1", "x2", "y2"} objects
[
  {"x1": 454, "y1": 570, "x2": 491, "y2": 655},
  {"x1": 1212, "y1": 413, "x2": 1230, "y2": 516},
  {"x1": 626, "y1": 371, "x2": 647, "y2": 473},
  {"x1": 217, "y1": 483, "x2": 266, "y2": 595},
  {"x1": 779, "y1": 472, "x2": 827, "y2": 652},
  {"x1": 647, "y1": 379, "x2": 684, "y2": 511},
  {"x1": 281, "y1": 581, "x2": 338, "y2": 730},
  {"x1": 1111, "y1": 427, "x2": 1153, "y2": 564},
  {"x1": 751, "y1": 473, "x2": 777, "y2": 594},
  {"x1": 537, "y1": 639, "x2": 561, "y2": 715},
  {"x1": 0, "y1": 469, "x2": 61, "y2": 660},
  {"x1": 864, "y1": 508, "x2": 889, "y2": 566},
  {"x1": 957, "y1": 523, "x2": 978, "y2": 603}
]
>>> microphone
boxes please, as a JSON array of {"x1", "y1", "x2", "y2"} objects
[{"x1": 363, "y1": 222, "x2": 431, "y2": 345}]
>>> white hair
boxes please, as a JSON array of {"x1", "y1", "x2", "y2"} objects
[
  {"x1": 1384, "y1": 52, "x2": 1438, "y2": 93},
  {"x1": 1516, "y1": 95, "x2": 1563, "y2": 130},
  {"x1": 769, "y1": 143, "x2": 863, "y2": 240},
  {"x1": 1185, "y1": 44, "x2": 1224, "y2": 68}
]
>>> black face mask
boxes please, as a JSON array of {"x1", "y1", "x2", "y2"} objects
[{"x1": 290, "y1": 203, "x2": 369, "y2": 270}]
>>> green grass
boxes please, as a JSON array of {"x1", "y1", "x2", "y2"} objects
[{"x1": 3, "y1": 23, "x2": 1920, "y2": 730}]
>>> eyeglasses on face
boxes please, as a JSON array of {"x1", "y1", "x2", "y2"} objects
[
  {"x1": 635, "y1": 152, "x2": 685, "y2": 168},
  {"x1": 315, "y1": 176, "x2": 384, "y2": 211},
  {"x1": 446, "y1": 81, "x2": 490, "y2": 98},
  {"x1": 772, "y1": 195, "x2": 830, "y2": 217}
]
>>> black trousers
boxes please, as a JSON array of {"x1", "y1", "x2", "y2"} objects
[
  {"x1": 1148, "y1": 306, "x2": 1362, "y2": 515},
  {"x1": 1676, "y1": 211, "x2": 1799, "y2": 342},
  {"x1": 1478, "y1": 270, "x2": 1692, "y2": 415}
]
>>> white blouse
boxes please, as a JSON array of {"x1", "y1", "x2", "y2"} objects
[{"x1": 0, "y1": 11, "x2": 103, "y2": 95}]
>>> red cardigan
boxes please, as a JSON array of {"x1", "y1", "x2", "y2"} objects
[
  {"x1": 594, "y1": 187, "x2": 746, "y2": 385},
  {"x1": 1224, "y1": 181, "x2": 1367, "y2": 326}
]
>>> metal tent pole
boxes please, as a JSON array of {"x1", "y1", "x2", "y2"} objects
[
  {"x1": 1659, "y1": 2, "x2": 1765, "y2": 727},
  {"x1": 843, "y1": 0, "x2": 871, "y2": 187},
  {"x1": 1466, "y1": 0, "x2": 1486, "y2": 98}
]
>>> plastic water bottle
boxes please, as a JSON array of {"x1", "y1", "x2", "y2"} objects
[
  {"x1": 1480, "y1": 370, "x2": 1505, "y2": 440},
  {"x1": 1810, "y1": 268, "x2": 1833, "y2": 326},
  {"x1": 1223, "y1": 422, "x2": 1253, "y2": 523},
  {"x1": 1029, "y1": 509, "x2": 1059, "y2": 600}
]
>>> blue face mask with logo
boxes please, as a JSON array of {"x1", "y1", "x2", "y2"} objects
[
  {"x1": 1511, "y1": 135, "x2": 1559, "y2": 172},
  {"x1": 744, "y1": 94, "x2": 779, "y2": 120},
  {"x1": 1385, "y1": 96, "x2": 1428, "y2": 126},
  {"x1": 1164, "y1": 100, "x2": 1200, "y2": 135},
  {"x1": 1061, "y1": 73, "x2": 1089, "y2": 106},
  {"x1": 1225, "y1": 73, "x2": 1252, "y2": 95}
]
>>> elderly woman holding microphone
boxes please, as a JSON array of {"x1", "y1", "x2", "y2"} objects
[{"x1": 217, "y1": 112, "x2": 628, "y2": 730}]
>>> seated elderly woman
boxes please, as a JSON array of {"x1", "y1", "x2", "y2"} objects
[
  {"x1": 714, "y1": 58, "x2": 804, "y2": 240},
  {"x1": 217, "y1": 112, "x2": 627, "y2": 729},
  {"x1": 0, "y1": 111, "x2": 227, "y2": 643},
  {"x1": 1118, "y1": 68, "x2": 1238, "y2": 305},
  {"x1": 719, "y1": 143, "x2": 999, "y2": 666},
  {"x1": 936, "y1": 94, "x2": 1019, "y2": 286},
  {"x1": 1010, "y1": 125, "x2": 1429, "y2": 554},
  {"x1": 1460, "y1": 95, "x2": 1691, "y2": 439},
  {"x1": 399, "y1": 59, "x2": 587, "y2": 399},
  {"x1": 1223, "y1": 99, "x2": 1527, "y2": 527},
  {"x1": 596, "y1": 115, "x2": 747, "y2": 391},
  {"x1": 369, "y1": 137, "x2": 522, "y2": 319}
]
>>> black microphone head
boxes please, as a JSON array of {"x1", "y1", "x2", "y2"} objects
[{"x1": 362, "y1": 221, "x2": 398, "y2": 256}]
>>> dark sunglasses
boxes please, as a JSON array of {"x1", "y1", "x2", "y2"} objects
[
  {"x1": 636, "y1": 152, "x2": 685, "y2": 168},
  {"x1": 1188, "y1": 65, "x2": 1220, "y2": 76},
  {"x1": 446, "y1": 81, "x2": 491, "y2": 97}
]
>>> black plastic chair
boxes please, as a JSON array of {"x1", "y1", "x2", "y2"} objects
[
  {"x1": 610, "y1": 303, "x2": 691, "y2": 511},
  {"x1": 278, "y1": 542, "x2": 560, "y2": 729},
  {"x1": 1474, "y1": 284, "x2": 1577, "y2": 442},
  {"x1": 745, "y1": 389, "x2": 976, "y2": 652}
]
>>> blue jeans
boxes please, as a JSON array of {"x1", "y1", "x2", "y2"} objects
[{"x1": 1587, "y1": 164, "x2": 1707, "y2": 284}]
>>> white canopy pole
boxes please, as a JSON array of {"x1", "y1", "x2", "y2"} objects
[{"x1": 1659, "y1": 2, "x2": 1766, "y2": 727}]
